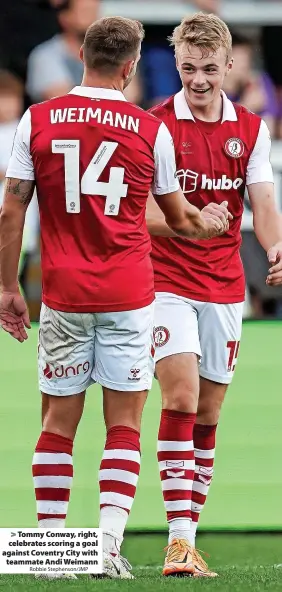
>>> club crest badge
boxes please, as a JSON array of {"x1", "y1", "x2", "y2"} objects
[{"x1": 225, "y1": 138, "x2": 244, "y2": 159}]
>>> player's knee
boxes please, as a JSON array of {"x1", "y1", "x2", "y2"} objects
[{"x1": 162, "y1": 383, "x2": 198, "y2": 413}]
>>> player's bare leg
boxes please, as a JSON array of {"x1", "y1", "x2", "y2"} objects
[
  {"x1": 98, "y1": 387, "x2": 148, "y2": 579},
  {"x1": 187, "y1": 377, "x2": 227, "y2": 577},
  {"x1": 156, "y1": 353, "x2": 199, "y2": 576},
  {"x1": 41, "y1": 392, "x2": 85, "y2": 439},
  {"x1": 41, "y1": 393, "x2": 50, "y2": 426},
  {"x1": 198, "y1": 378, "x2": 227, "y2": 426}
]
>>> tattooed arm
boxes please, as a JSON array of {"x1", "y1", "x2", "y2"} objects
[
  {"x1": 0, "y1": 110, "x2": 35, "y2": 340},
  {"x1": 0, "y1": 177, "x2": 35, "y2": 292}
]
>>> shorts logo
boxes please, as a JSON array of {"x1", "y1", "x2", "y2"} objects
[
  {"x1": 43, "y1": 361, "x2": 90, "y2": 379},
  {"x1": 225, "y1": 137, "x2": 244, "y2": 158},
  {"x1": 128, "y1": 368, "x2": 140, "y2": 381},
  {"x1": 43, "y1": 363, "x2": 52, "y2": 380},
  {"x1": 154, "y1": 326, "x2": 170, "y2": 347}
]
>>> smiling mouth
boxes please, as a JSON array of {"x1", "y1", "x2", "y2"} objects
[{"x1": 191, "y1": 88, "x2": 210, "y2": 94}]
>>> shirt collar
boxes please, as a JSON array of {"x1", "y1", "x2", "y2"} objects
[
  {"x1": 69, "y1": 86, "x2": 127, "y2": 101},
  {"x1": 174, "y1": 88, "x2": 237, "y2": 123}
]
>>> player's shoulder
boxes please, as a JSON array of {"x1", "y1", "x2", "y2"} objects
[
  {"x1": 29, "y1": 94, "x2": 74, "y2": 118},
  {"x1": 227, "y1": 101, "x2": 263, "y2": 146},
  {"x1": 125, "y1": 101, "x2": 163, "y2": 128},
  {"x1": 148, "y1": 96, "x2": 176, "y2": 121},
  {"x1": 30, "y1": 94, "x2": 71, "y2": 109},
  {"x1": 232, "y1": 101, "x2": 262, "y2": 127}
]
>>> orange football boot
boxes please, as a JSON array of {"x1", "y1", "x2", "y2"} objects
[
  {"x1": 192, "y1": 547, "x2": 218, "y2": 577},
  {"x1": 163, "y1": 538, "x2": 195, "y2": 577}
]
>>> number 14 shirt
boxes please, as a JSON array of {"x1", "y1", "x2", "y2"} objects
[{"x1": 6, "y1": 86, "x2": 179, "y2": 313}]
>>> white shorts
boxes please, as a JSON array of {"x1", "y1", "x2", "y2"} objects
[
  {"x1": 38, "y1": 302, "x2": 155, "y2": 396},
  {"x1": 154, "y1": 292, "x2": 244, "y2": 384}
]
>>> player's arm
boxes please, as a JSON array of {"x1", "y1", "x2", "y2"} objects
[
  {"x1": 0, "y1": 109, "x2": 34, "y2": 341},
  {"x1": 149, "y1": 122, "x2": 230, "y2": 239},
  {"x1": 0, "y1": 178, "x2": 35, "y2": 292},
  {"x1": 247, "y1": 120, "x2": 282, "y2": 286},
  {"x1": 153, "y1": 188, "x2": 226, "y2": 239},
  {"x1": 147, "y1": 189, "x2": 232, "y2": 239},
  {"x1": 146, "y1": 191, "x2": 177, "y2": 237}
]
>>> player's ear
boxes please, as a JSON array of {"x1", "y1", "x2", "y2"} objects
[
  {"x1": 226, "y1": 57, "x2": 233, "y2": 76},
  {"x1": 124, "y1": 59, "x2": 135, "y2": 81},
  {"x1": 79, "y1": 45, "x2": 84, "y2": 63}
]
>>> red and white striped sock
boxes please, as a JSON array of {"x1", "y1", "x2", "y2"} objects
[
  {"x1": 157, "y1": 409, "x2": 196, "y2": 544},
  {"x1": 32, "y1": 431, "x2": 73, "y2": 528},
  {"x1": 99, "y1": 425, "x2": 141, "y2": 551},
  {"x1": 190, "y1": 423, "x2": 217, "y2": 545}
]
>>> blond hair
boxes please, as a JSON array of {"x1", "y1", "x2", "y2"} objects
[
  {"x1": 169, "y1": 12, "x2": 232, "y2": 60},
  {"x1": 84, "y1": 16, "x2": 144, "y2": 73}
]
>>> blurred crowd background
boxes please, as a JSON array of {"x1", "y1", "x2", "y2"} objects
[{"x1": 1, "y1": 0, "x2": 282, "y2": 320}]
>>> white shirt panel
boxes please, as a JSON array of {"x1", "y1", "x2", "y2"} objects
[
  {"x1": 246, "y1": 120, "x2": 274, "y2": 186},
  {"x1": 152, "y1": 122, "x2": 180, "y2": 195},
  {"x1": 6, "y1": 109, "x2": 35, "y2": 180}
]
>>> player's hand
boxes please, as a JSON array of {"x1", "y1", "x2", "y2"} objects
[
  {"x1": 0, "y1": 290, "x2": 31, "y2": 342},
  {"x1": 266, "y1": 242, "x2": 282, "y2": 286},
  {"x1": 201, "y1": 201, "x2": 233, "y2": 236}
]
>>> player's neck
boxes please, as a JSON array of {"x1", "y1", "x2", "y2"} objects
[
  {"x1": 81, "y1": 73, "x2": 124, "y2": 94},
  {"x1": 185, "y1": 90, "x2": 223, "y2": 122}
]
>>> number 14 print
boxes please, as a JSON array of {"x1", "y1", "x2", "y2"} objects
[{"x1": 52, "y1": 140, "x2": 128, "y2": 215}]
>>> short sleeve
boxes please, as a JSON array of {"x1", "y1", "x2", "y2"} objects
[
  {"x1": 152, "y1": 122, "x2": 180, "y2": 195},
  {"x1": 246, "y1": 120, "x2": 274, "y2": 185},
  {"x1": 6, "y1": 110, "x2": 35, "y2": 180}
]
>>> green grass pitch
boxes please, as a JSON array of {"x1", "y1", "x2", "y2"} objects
[
  {"x1": 0, "y1": 321, "x2": 282, "y2": 590},
  {"x1": 1, "y1": 534, "x2": 282, "y2": 591}
]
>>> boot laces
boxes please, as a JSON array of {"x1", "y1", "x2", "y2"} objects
[
  {"x1": 164, "y1": 538, "x2": 192, "y2": 562},
  {"x1": 119, "y1": 555, "x2": 132, "y2": 572},
  {"x1": 192, "y1": 547, "x2": 210, "y2": 571}
]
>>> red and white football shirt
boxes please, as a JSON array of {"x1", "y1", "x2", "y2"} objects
[
  {"x1": 149, "y1": 90, "x2": 273, "y2": 304},
  {"x1": 6, "y1": 86, "x2": 179, "y2": 313}
]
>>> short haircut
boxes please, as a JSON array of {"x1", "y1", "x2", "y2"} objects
[
  {"x1": 83, "y1": 16, "x2": 144, "y2": 73},
  {"x1": 0, "y1": 70, "x2": 23, "y2": 96},
  {"x1": 169, "y1": 12, "x2": 232, "y2": 60}
]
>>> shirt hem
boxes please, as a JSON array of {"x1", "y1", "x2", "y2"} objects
[
  {"x1": 153, "y1": 182, "x2": 180, "y2": 195},
  {"x1": 154, "y1": 284, "x2": 245, "y2": 304},
  {"x1": 5, "y1": 170, "x2": 35, "y2": 180},
  {"x1": 42, "y1": 294, "x2": 155, "y2": 313}
]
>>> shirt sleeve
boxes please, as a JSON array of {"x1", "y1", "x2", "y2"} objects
[
  {"x1": 152, "y1": 122, "x2": 180, "y2": 195},
  {"x1": 246, "y1": 119, "x2": 274, "y2": 185},
  {"x1": 6, "y1": 109, "x2": 35, "y2": 180}
]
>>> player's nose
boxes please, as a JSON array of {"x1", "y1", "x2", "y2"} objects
[{"x1": 192, "y1": 70, "x2": 206, "y2": 86}]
